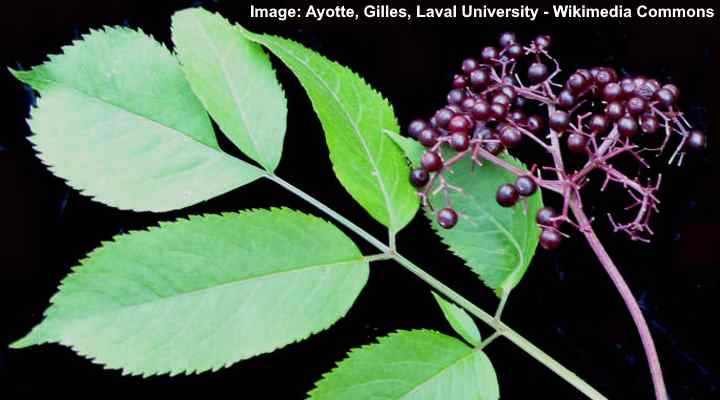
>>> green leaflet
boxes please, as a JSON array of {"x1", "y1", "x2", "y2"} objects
[
  {"x1": 432, "y1": 292, "x2": 482, "y2": 346},
  {"x1": 12, "y1": 27, "x2": 263, "y2": 212},
  {"x1": 172, "y1": 9, "x2": 287, "y2": 171},
  {"x1": 241, "y1": 28, "x2": 419, "y2": 233},
  {"x1": 384, "y1": 129, "x2": 425, "y2": 169},
  {"x1": 427, "y1": 153, "x2": 542, "y2": 296},
  {"x1": 12, "y1": 209, "x2": 369, "y2": 376},
  {"x1": 309, "y1": 330, "x2": 499, "y2": 400}
]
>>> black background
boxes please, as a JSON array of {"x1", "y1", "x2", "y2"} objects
[{"x1": 1, "y1": 0, "x2": 718, "y2": 398}]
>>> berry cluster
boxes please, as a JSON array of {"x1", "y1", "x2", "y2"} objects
[{"x1": 407, "y1": 32, "x2": 707, "y2": 250}]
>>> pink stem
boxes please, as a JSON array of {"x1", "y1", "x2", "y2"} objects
[{"x1": 570, "y1": 199, "x2": 669, "y2": 400}]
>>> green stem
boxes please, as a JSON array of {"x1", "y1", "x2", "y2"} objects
[
  {"x1": 478, "y1": 331, "x2": 502, "y2": 351},
  {"x1": 494, "y1": 289, "x2": 510, "y2": 321},
  {"x1": 265, "y1": 173, "x2": 607, "y2": 400}
]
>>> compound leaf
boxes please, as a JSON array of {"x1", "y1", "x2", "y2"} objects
[
  {"x1": 241, "y1": 28, "x2": 419, "y2": 233},
  {"x1": 427, "y1": 154, "x2": 542, "y2": 296},
  {"x1": 11, "y1": 208, "x2": 369, "y2": 376},
  {"x1": 432, "y1": 292, "x2": 481, "y2": 346},
  {"x1": 172, "y1": 8, "x2": 287, "y2": 171},
  {"x1": 12, "y1": 27, "x2": 263, "y2": 212},
  {"x1": 309, "y1": 330, "x2": 499, "y2": 400}
]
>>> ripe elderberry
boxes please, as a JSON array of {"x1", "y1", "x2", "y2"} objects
[
  {"x1": 421, "y1": 151, "x2": 443, "y2": 172},
  {"x1": 536, "y1": 207, "x2": 558, "y2": 227},
  {"x1": 496, "y1": 183, "x2": 519, "y2": 207},
  {"x1": 549, "y1": 110, "x2": 570, "y2": 131},
  {"x1": 528, "y1": 63, "x2": 549, "y2": 84},
  {"x1": 449, "y1": 132, "x2": 470, "y2": 151},
  {"x1": 686, "y1": 130, "x2": 707, "y2": 151},
  {"x1": 410, "y1": 168, "x2": 429, "y2": 187},
  {"x1": 500, "y1": 126, "x2": 522, "y2": 148},
  {"x1": 407, "y1": 119, "x2": 427, "y2": 138},
  {"x1": 515, "y1": 176, "x2": 537, "y2": 196},
  {"x1": 540, "y1": 229, "x2": 562, "y2": 251},
  {"x1": 437, "y1": 208, "x2": 459, "y2": 229},
  {"x1": 567, "y1": 132, "x2": 588, "y2": 153}
]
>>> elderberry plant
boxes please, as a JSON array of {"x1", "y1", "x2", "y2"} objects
[{"x1": 8, "y1": 7, "x2": 705, "y2": 400}]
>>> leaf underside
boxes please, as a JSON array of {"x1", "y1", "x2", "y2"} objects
[
  {"x1": 309, "y1": 330, "x2": 499, "y2": 400},
  {"x1": 172, "y1": 8, "x2": 287, "y2": 171},
  {"x1": 13, "y1": 27, "x2": 263, "y2": 212},
  {"x1": 241, "y1": 28, "x2": 419, "y2": 233},
  {"x1": 432, "y1": 292, "x2": 482, "y2": 346},
  {"x1": 427, "y1": 154, "x2": 542, "y2": 296},
  {"x1": 12, "y1": 208, "x2": 369, "y2": 376}
]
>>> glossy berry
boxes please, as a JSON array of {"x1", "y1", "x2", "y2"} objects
[
  {"x1": 481, "y1": 46, "x2": 498, "y2": 63},
  {"x1": 663, "y1": 84, "x2": 679, "y2": 99},
  {"x1": 409, "y1": 168, "x2": 429, "y2": 187},
  {"x1": 448, "y1": 115, "x2": 472, "y2": 133},
  {"x1": 437, "y1": 208, "x2": 459, "y2": 229},
  {"x1": 640, "y1": 114, "x2": 659, "y2": 134},
  {"x1": 496, "y1": 183, "x2": 520, "y2": 207},
  {"x1": 434, "y1": 108, "x2": 454, "y2": 128},
  {"x1": 534, "y1": 35, "x2": 551, "y2": 49},
  {"x1": 528, "y1": 62, "x2": 549, "y2": 84},
  {"x1": 460, "y1": 97, "x2": 475, "y2": 112},
  {"x1": 499, "y1": 32, "x2": 517, "y2": 48},
  {"x1": 461, "y1": 58, "x2": 479, "y2": 74},
  {"x1": 626, "y1": 97, "x2": 647, "y2": 115},
  {"x1": 536, "y1": 207, "x2": 558, "y2": 227},
  {"x1": 635, "y1": 79, "x2": 660, "y2": 99},
  {"x1": 452, "y1": 74, "x2": 468, "y2": 89},
  {"x1": 605, "y1": 101, "x2": 624, "y2": 120},
  {"x1": 509, "y1": 109, "x2": 527, "y2": 124},
  {"x1": 515, "y1": 176, "x2": 537, "y2": 196},
  {"x1": 483, "y1": 140, "x2": 504, "y2": 155},
  {"x1": 540, "y1": 229, "x2": 562, "y2": 251},
  {"x1": 500, "y1": 126, "x2": 522, "y2": 148},
  {"x1": 499, "y1": 85, "x2": 517, "y2": 101},
  {"x1": 549, "y1": 110, "x2": 570, "y2": 131},
  {"x1": 506, "y1": 43, "x2": 523, "y2": 59},
  {"x1": 490, "y1": 103, "x2": 508, "y2": 119},
  {"x1": 526, "y1": 115, "x2": 544, "y2": 133},
  {"x1": 589, "y1": 114, "x2": 609, "y2": 134},
  {"x1": 418, "y1": 128, "x2": 439, "y2": 147},
  {"x1": 557, "y1": 90, "x2": 576, "y2": 109},
  {"x1": 602, "y1": 82, "x2": 622, "y2": 102},
  {"x1": 449, "y1": 132, "x2": 470, "y2": 151},
  {"x1": 491, "y1": 93, "x2": 511, "y2": 107},
  {"x1": 421, "y1": 151, "x2": 443, "y2": 172},
  {"x1": 567, "y1": 132, "x2": 588, "y2": 153},
  {"x1": 655, "y1": 88, "x2": 675, "y2": 107},
  {"x1": 567, "y1": 73, "x2": 589, "y2": 93},
  {"x1": 617, "y1": 115, "x2": 639, "y2": 137},
  {"x1": 620, "y1": 79, "x2": 636, "y2": 99},
  {"x1": 469, "y1": 68, "x2": 490, "y2": 89},
  {"x1": 471, "y1": 100, "x2": 491, "y2": 120},
  {"x1": 407, "y1": 119, "x2": 427, "y2": 138},
  {"x1": 686, "y1": 130, "x2": 707, "y2": 151},
  {"x1": 447, "y1": 89, "x2": 464, "y2": 106}
]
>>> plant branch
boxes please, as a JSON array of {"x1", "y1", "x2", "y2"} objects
[{"x1": 265, "y1": 172, "x2": 607, "y2": 400}]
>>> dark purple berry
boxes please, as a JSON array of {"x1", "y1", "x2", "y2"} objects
[
  {"x1": 527, "y1": 115, "x2": 544, "y2": 133},
  {"x1": 447, "y1": 89, "x2": 464, "y2": 106},
  {"x1": 483, "y1": 140, "x2": 504, "y2": 155},
  {"x1": 620, "y1": 79, "x2": 637, "y2": 99},
  {"x1": 448, "y1": 115, "x2": 472, "y2": 133},
  {"x1": 567, "y1": 73, "x2": 589, "y2": 94},
  {"x1": 499, "y1": 32, "x2": 517, "y2": 47},
  {"x1": 617, "y1": 115, "x2": 639, "y2": 137},
  {"x1": 496, "y1": 183, "x2": 520, "y2": 207},
  {"x1": 640, "y1": 114, "x2": 659, "y2": 134},
  {"x1": 528, "y1": 62, "x2": 549, "y2": 84},
  {"x1": 605, "y1": 102, "x2": 624, "y2": 120},
  {"x1": 471, "y1": 100, "x2": 491, "y2": 120},
  {"x1": 506, "y1": 43, "x2": 523, "y2": 59},
  {"x1": 491, "y1": 93, "x2": 511, "y2": 107},
  {"x1": 549, "y1": 110, "x2": 570, "y2": 131},
  {"x1": 557, "y1": 90, "x2": 576, "y2": 110},
  {"x1": 515, "y1": 176, "x2": 537, "y2": 196},
  {"x1": 602, "y1": 82, "x2": 622, "y2": 102},
  {"x1": 576, "y1": 69, "x2": 593, "y2": 81},
  {"x1": 469, "y1": 68, "x2": 490, "y2": 89},
  {"x1": 408, "y1": 119, "x2": 427, "y2": 138},
  {"x1": 626, "y1": 97, "x2": 647, "y2": 115},
  {"x1": 410, "y1": 168, "x2": 429, "y2": 187},
  {"x1": 540, "y1": 229, "x2": 562, "y2": 250},
  {"x1": 435, "y1": 108, "x2": 455, "y2": 128},
  {"x1": 418, "y1": 128, "x2": 439, "y2": 147},
  {"x1": 636, "y1": 79, "x2": 660, "y2": 99},
  {"x1": 452, "y1": 74, "x2": 468, "y2": 89},
  {"x1": 437, "y1": 208, "x2": 459, "y2": 229},
  {"x1": 490, "y1": 103, "x2": 508, "y2": 119},
  {"x1": 663, "y1": 84, "x2": 679, "y2": 99},
  {"x1": 481, "y1": 46, "x2": 498, "y2": 63},
  {"x1": 686, "y1": 130, "x2": 706, "y2": 151},
  {"x1": 460, "y1": 97, "x2": 475, "y2": 112},
  {"x1": 500, "y1": 126, "x2": 522, "y2": 148},
  {"x1": 461, "y1": 58, "x2": 479, "y2": 74},
  {"x1": 534, "y1": 35, "x2": 551, "y2": 49},
  {"x1": 421, "y1": 151, "x2": 443, "y2": 172},
  {"x1": 594, "y1": 68, "x2": 616, "y2": 87},
  {"x1": 449, "y1": 132, "x2": 470, "y2": 151},
  {"x1": 567, "y1": 132, "x2": 588, "y2": 153},
  {"x1": 509, "y1": 109, "x2": 527, "y2": 124},
  {"x1": 536, "y1": 207, "x2": 558, "y2": 227},
  {"x1": 499, "y1": 85, "x2": 517, "y2": 101},
  {"x1": 655, "y1": 88, "x2": 675, "y2": 108},
  {"x1": 589, "y1": 114, "x2": 609, "y2": 134}
]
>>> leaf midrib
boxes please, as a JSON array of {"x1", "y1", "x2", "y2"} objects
[
  {"x1": 186, "y1": 14, "x2": 268, "y2": 168},
  {"x1": 255, "y1": 36, "x2": 397, "y2": 230},
  {"x1": 55, "y1": 256, "x2": 365, "y2": 322}
]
